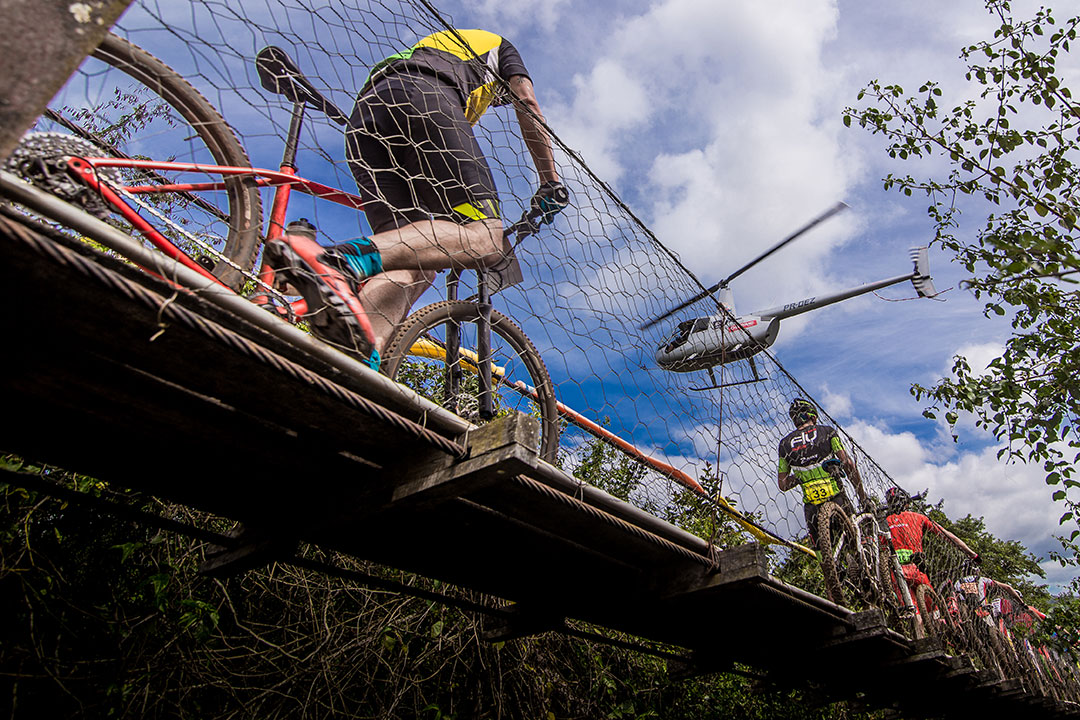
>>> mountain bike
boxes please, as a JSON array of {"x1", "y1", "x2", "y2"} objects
[
  {"x1": 937, "y1": 581, "x2": 1015, "y2": 680},
  {"x1": 852, "y1": 508, "x2": 932, "y2": 639},
  {"x1": 814, "y1": 464, "x2": 882, "y2": 608},
  {"x1": 6, "y1": 32, "x2": 559, "y2": 459},
  {"x1": 818, "y1": 489, "x2": 930, "y2": 638}
]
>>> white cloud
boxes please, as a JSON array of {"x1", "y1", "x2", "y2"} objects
[
  {"x1": 460, "y1": 0, "x2": 571, "y2": 34},
  {"x1": 551, "y1": 60, "x2": 652, "y2": 181},
  {"x1": 949, "y1": 341, "x2": 1004, "y2": 375},
  {"x1": 821, "y1": 385, "x2": 854, "y2": 420},
  {"x1": 546, "y1": 0, "x2": 857, "y2": 300},
  {"x1": 847, "y1": 417, "x2": 1078, "y2": 587}
]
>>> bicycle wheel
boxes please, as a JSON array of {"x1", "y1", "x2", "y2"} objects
[
  {"x1": 914, "y1": 584, "x2": 951, "y2": 641},
  {"x1": 956, "y1": 604, "x2": 1005, "y2": 678},
  {"x1": 984, "y1": 625, "x2": 1023, "y2": 683},
  {"x1": 817, "y1": 501, "x2": 867, "y2": 606},
  {"x1": 879, "y1": 549, "x2": 916, "y2": 636},
  {"x1": 10, "y1": 32, "x2": 262, "y2": 290},
  {"x1": 383, "y1": 300, "x2": 559, "y2": 463}
]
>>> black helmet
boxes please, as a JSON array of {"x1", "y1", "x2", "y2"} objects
[
  {"x1": 885, "y1": 486, "x2": 911, "y2": 514},
  {"x1": 788, "y1": 398, "x2": 818, "y2": 428}
]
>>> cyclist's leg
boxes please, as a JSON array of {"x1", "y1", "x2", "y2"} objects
[
  {"x1": 355, "y1": 268, "x2": 435, "y2": 351},
  {"x1": 804, "y1": 501, "x2": 822, "y2": 549},
  {"x1": 347, "y1": 75, "x2": 508, "y2": 273}
]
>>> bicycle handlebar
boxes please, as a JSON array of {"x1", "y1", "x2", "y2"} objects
[{"x1": 503, "y1": 207, "x2": 544, "y2": 247}]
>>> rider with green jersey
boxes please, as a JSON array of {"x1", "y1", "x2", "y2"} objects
[{"x1": 777, "y1": 398, "x2": 869, "y2": 546}]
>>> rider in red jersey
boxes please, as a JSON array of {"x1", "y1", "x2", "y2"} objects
[{"x1": 884, "y1": 487, "x2": 978, "y2": 591}]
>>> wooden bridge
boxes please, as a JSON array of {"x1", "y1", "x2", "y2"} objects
[{"x1": 1, "y1": 175, "x2": 1076, "y2": 719}]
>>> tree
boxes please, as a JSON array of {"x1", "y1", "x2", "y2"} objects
[
  {"x1": 0, "y1": 457, "x2": 881, "y2": 719},
  {"x1": 844, "y1": 0, "x2": 1080, "y2": 570}
]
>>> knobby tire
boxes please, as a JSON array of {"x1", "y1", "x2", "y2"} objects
[
  {"x1": 914, "y1": 584, "x2": 951, "y2": 642},
  {"x1": 817, "y1": 501, "x2": 864, "y2": 607},
  {"x1": 384, "y1": 300, "x2": 559, "y2": 462},
  {"x1": 89, "y1": 33, "x2": 262, "y2": 289}
]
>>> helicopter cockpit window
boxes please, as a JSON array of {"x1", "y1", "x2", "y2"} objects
[{"x1": 663, "y1": 319, "x2": 702, "y2": 353}]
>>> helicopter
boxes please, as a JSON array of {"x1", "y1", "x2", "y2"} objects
[{"x1": 641, "y1": 203, "x2": 940, "y2": 389}]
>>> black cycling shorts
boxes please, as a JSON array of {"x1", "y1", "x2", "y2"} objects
[{"x1": 345, "y1": 71, "x2": 501, "y2": 234}]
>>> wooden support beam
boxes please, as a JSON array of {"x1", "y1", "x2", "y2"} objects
[
  {"x1": 389, "y1": 412, "x2": 540, "y2": 507},
  {"x1": 198, "y1": 526, "x2": 298, "y2": 578},
  {"x1": 197, "y1": 414, "x2": 541, "y2": 577},
  {"x1": 0, "y1": 0, "x2": 136, "y2": 159},
  {"x1": 660, "y1": 542, "x2": 766, "y2": 599},
  {"x1": 885, "y1": 637, "x2": 949, "y2": 666},
  {"x1": 482, "y1": 605, "x2": 566, "y2": 643},
  {"x1": 666, "y1": 653, "x2": 737, "y2": 681}
]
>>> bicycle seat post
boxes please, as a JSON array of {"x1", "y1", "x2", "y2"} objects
[{"x1": 266, "y1": 101, "x2": 307, "y2": 242}]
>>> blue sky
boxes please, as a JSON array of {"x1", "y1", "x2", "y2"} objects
[
  {"x1": 102, "y1": 0, "x2": 1079, "y2": 589},
  {"x1": 425, "y1": 0, "x2": 1080, "y2": 588}
]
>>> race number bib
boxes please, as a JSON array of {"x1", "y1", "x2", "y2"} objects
[{"x1": 802, "y1": 478, "x2": 836, "y2": 505}]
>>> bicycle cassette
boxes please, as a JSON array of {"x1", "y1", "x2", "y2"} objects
[{"x1": 5, "y1": 131, "x2": 124, "y2": 219}]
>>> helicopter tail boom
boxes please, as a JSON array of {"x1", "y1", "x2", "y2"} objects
[{"x1": 754, "y1": 246, "x2": 936, "y2": 321}]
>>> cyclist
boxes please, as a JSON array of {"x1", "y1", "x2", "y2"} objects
[
  {"x1": 777, "y1": 397, "x2": 870, "y2": 546},
  {"x1": 884, "y1": 486, "x2": 979, "y2": 591},
  {"x1": 953, "y1": 568, "x2": 1025, "y2": 632},
  {"x1": 265, "y1": 28, "x2": 567, "y2": 370}
]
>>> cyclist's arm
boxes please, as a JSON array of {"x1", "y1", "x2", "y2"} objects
[
  {"x1": 833, "y1": 441, "x2": 869, "y2": 507},
  {"x1": 509, "y1": 75, "x2": 560, "y2": 184},
  {"x1": 778, "y1": 457, "x2": 797, "y2": 491},
  {"x1": 935, "y1": 523, "x2": 979, "y2": 560},
  {"x1": 995, "y1": 580, "x2": 1025, "y2": 604}
]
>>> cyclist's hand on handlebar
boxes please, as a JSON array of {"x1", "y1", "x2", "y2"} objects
[{"x1": 530, "y1": 180, "x2": 569, "y2": 225}]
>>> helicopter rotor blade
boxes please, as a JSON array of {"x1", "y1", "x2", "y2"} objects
[
  {"x1": 722, "y1": 200, "x2": 848, "y2": 286},
  {"x1": 639, "y1": 278, "x2": 727, "y2": 331},
  {"x1": 639, "y1": 201, "x2": 849, "y2": 331}
]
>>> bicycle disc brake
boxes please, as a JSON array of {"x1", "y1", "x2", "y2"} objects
[{"x1": 5, "y1": 131, "x2": 123, "y2": 219}]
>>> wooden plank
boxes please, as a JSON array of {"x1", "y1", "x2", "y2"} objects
[
  {"x1": 389, "y1": 413, "x2": 540, "y2": 506},
  {"x1": 660, "y1": 543, "x2": 767, "y2": 599},
  {"x1": 198, "y1": 526, "x2": 298, "y2": 578}
]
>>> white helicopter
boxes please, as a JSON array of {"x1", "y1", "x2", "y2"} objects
[{"x1": 642, "y1": 203, "x2": 940, "y2": 389}]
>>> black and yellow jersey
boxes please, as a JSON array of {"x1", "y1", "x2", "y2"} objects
[
  {"x1": 364, "y1": 29, "x2": 530, "y2": 125},
  {"x1": 778, "y1": 423, "x2": 846, "y2": 505}
]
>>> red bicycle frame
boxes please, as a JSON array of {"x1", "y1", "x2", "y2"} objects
[{"x1": 65, "y1": 153, "x2": 365, "y2": 298}]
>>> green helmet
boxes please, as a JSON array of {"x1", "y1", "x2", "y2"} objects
[{"x1": 788, "y1": 398, "x2": 818, "y2": 428}]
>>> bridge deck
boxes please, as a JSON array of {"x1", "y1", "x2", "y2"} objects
[{"x1": 1, "y1": 204, "x2": 1075, "y2": 719}]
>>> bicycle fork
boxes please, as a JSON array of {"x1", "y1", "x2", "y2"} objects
[{"x1": 444, "y1": 269, "x2": 496, "y2": 421}]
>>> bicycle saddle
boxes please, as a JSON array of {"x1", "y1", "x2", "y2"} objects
[{"x1": 256, "y1": 46, "x2": 349, "y2": 126}]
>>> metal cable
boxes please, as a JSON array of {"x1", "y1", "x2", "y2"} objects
[
  {"x1": 0, "y1": 212, "x2": 468, "y2": 459},
  {"x1": 508, "y1": 473, "x2": 718, "y2": 569}
]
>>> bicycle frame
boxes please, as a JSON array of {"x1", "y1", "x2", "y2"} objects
[
  {"x1": 64, "y1": 85, "x2": 543, "y2": 389},
  {"x1": 63, "y1": 100, "x2": 364, "y2": 314}
]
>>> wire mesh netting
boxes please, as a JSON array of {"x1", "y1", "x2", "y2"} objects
[{"x1": 10, "y1": 0, "x2": 1078, "y2": 695}]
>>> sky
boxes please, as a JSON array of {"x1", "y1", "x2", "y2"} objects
[
  {"x1": 96, "y1": 0, "x2": 1078, "y2": 590},
  {"x1": 437, "y1": 0, "x2": 1079, "y2": 589}
]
